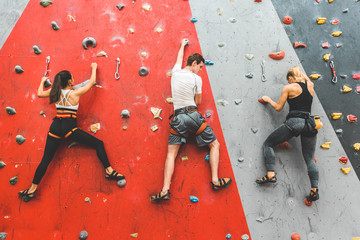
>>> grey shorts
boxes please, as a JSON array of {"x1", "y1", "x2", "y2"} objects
[{"x1": 168, "y1": 110, "x2": 217, "y2": 147}]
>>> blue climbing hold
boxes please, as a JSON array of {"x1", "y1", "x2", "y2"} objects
[
  {"x1": 205, "y1": 154, "x2": 209, "y2": 162},
  {"x1": 190, "y1": 17, "x2": 198, "y2": 23},
  {"x1": 190, "y1": 196, "x2": 199, "y2": 203},
  {"x1": 206, "y1": 112, "x2": 211, "y2": 118},
  {"x1": 205, "y1": 60, "x2": 214, "y2": 65},
  {"x1": 226, "y1": 233, "x2": 232, "y2": 239}
]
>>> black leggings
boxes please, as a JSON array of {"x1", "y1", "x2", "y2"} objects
[{"x1": 32, "y1": 117, "x2": 111, "y2": 185}]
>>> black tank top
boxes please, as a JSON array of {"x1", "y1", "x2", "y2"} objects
[{"x1": 287, "y1": 82, "x2": 313, "y2": 113}]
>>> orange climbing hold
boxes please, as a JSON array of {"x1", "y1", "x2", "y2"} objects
[
  {"x1": 254, "y1": 0, "x2": 262, "y2": 2},
  {"x1": 339, "y1": 156, "x2": 348, "y2": 164},
  {"x1": 279, "y1": 141, "x2": 290, "y2": 149},
  {"x1": 321, "y1": 142, "x2": 331, "y2": 149},
  {"x1": 258, "y1": 98, "x2": 266, "y2": 104},
  {"x1": 309, "y1": 74, "x2": 321, "y2": 79},
  {"x1": 317, "y1": 17, "x2": 327, "y2": 24},
  {"x1": 347, "y1": 115, "x2": 358, "y2": 122},
  {"x1": 314, "y1": 157, "x2": 317, "y2": 163},
  {"x1": 269, "y1": 50, "x2": 285, "y2": 60},
  {"x1": 283, "y1": 16, "x2": 292, "y2": 24},
  {"x1": 294, "y1": 42, "x2": 307, "y2": 48},
  {"x1": 291, "y1": 233, "x2": 301, "y2": 240},
  {"x1": 332, "y1": 31, "x2": 342, "y2": 37},
  {"x1": 353, "y1": 143, "x2": 360, "y2": 151},
  {"x1": 331, "y1": 112, "x2": 342, "y2": 119}
]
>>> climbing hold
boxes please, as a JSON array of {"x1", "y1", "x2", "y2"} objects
[
  {"x1": 268, "y1": 50, "x2": 285, "y2": 60},
  {"x1": 14, "y1": 65, "x2": 24, "y2": 73},
  {"x1": 217, "y1": 8, "x2": 223, "y2": 16},
  {"x1": 205, "y1": 155, "x2": 209, "y2": 162},
  {"x1": 245, "y1": 73, "x2": 253, "y2": 78},
  {"x1": 155, "y1": 27, "x2": 163, "y2": 33},
  {"x1": 67, "y1": 14, "x2": 76, "y2": 22},
  {"x1": 121, "y1": 109, "x2": 130, "y2": 118},
  {"x1": 90, "y1": 123, "x2": 100, "y2": 133},
  {"x1": 317, "y1": 17, "x2": 327, "y2": 24},
  {"x1": 151, "y1": 125, "x2": 158, "y2": 132},
  {"x1": 256, "y1": 217, "x2": 264, "y2": 223},
  {"x1": 309, "y1": 74, "x2": 321, "y2": 80},
  {"x1": 33, "y1": 45, "x2": 42, "y2": 55},
  {"x1": 117, "y1": 179, "x2": 126, "y2": 188},
  {"x1": 336, "y1": 43, "x2": 342, "y2": 48},
  {"x1": 335, "y1": 129, "x2": 343, "y2": 134},
  {"x1": 142, "y1": 3, "x2": 151, "y2": 11},
  {"x1": 245, "y1": 54, "x2": 254, "y2": 60},
  {"x1": 341, "y1": 75, "x2": 347, "y2": 79},
  {"x1": 241, "y1": 234, "x2": 250, "y2": 240},
  {"x1": 357, "y1": 86, "x2": 360, "y2": 93},
  {"x1": 190, "y1": 196, "x2": 199, "y2": 203},
  {"x1": 40, "y1": 110, "x2": 46, "y2": 117},
  {"x1": 218, "y1": 42, "x2": 225, "y2": 47},
  {"x1": 314, "y1": 157, "x2": 318, "y2": 163},
  {"x1": 332, "y1": 31, "x2": 342, "y2": 37},
  {"x1": 339, "y1": 156, "x2": 348, "y2": 164},
  {"x1": 0, "y1": 161, "x2": 6, "y2": 168},
  {"x1": 68, "y1": 141, "x2": 78, "y2": 149},
  {"x1": 323, "y1": 54, "x2": 331, "y2": 61},
  {"x1": 123, "y1": 126, "x2": 127, "y2": 130},
  {"x1": 166, "y1": 98, "x2": 173, "y2": 104},
  {"x1": 258, "y1": 98, "x2": 266, "y2": 104},
  {"x1": 79, "y1": 230, "x2": 88, "y2": 240},
  {"x1": 181, "y1": 156, "x2": 188, "y2": 161},
  {"x1": 130, "y1": 233, "x2": 138, "y2": 238},
  {"x1": 82, "y1": 37, "x2": 96, "y2": 49},
  {"x1": 217, "y1": 99, "x2": 229, "y2": 106},
  {"x1": 9, "y1": 176, "x2": 18, "y2": 185},
  {"x1": 354, "y1": 143, "x2": 360, "y2": 151},
  {"x1": 251, "y1": 128, "x2": 258, "y2": 134},
  {"x1": 129, "y1": 28, "x2": 135, "y2": 34},
  {"x1": 291, "y1": 233, "x2": 301, "y2": 240},
  {"x1": 16, "y1": 135, "x2": 26, "y2": 145},
  {"x1": 116, "y1": 4, "x2": 125, "y2": 10},
  {"x1": 206, "y1": 112, "x2": 211, "y2": 118},
  {"x1": 6, "y1": 106, "x2": 16, "y2": 115},
  {"x1": 226, "y1": 233, "x2": 232, "y2": 239},
  {"x1": 353, "y1": 73, "x2": 360, "y2": 80},
  {"x1": 294, "y1": 42, "x2": 307, "y2": 48},
  {"x1": 332, "y1": 19, "x2": 339, "y2": 25},
  {"x1": 341, "y1": 167, "x2": 351, "y2": 175},
  {"x1": 254, "y1": 0, "x2": 262, "y2": 2},
  {"x1": 343, "y1": 85, "x2": 352, "y2": 93},
  {"x1": 331, "y1": 112, "x2": 342, "y2": 119},
  {"x1": 234, "y1": 99, "x2": 242, "y2": 105},
  {"x1": 84, "y1": 197, "x2": 91, "y2": 204},
  {"x1": 151, "y1": 107, "x2": 162, "y2": 119},
  {"x1": 190, "y1": 17, "x2": 198, "y2": 23},
  {"x1": 40, "y1": 0, "x2": 53, "y2": 7},
  {"x1": 51, "y1": 21, "x2": 60, "y2": 30},
  {"x1": 238, "y1": 157, "x2": 244, "y2": 163},
  {"x1": 96, "y1": 51, "x2": 108, "y2": 57},
  {"x1": 328, "y1": 0, "x2": 334, "y2": 3},
  {"x1": 279, "y1": 141, "x2": 290, "y2": 149},
  {"x1": 283, "y1": 16, "x2": 292, "y2": 24},
  {"x1": 44, "y1": 79, "x2": 52, "y2": 88},
  {"x1": 315, "y1": 0, "x2": 320, "y2": 3},
  {"x1": 140, "y1": 51, "x2": 147, "y2": 57},
  {"x1": 205, "y1": 60, "x2": 214, "y2": 65},
  {"x1": 347, "y1": 115, "x2": 357, "y2": 122},
  {"x1": 229, "y1": 17, "x2": 237, "y2": 23},
  {"x1": 321, "y1": 42, "x2": 329, "y2": 48},
  {"x1": 139, "y1": 67, "x2": 149, "y2": 77},
  {"x1": 0, "y1": 232, "x2": 7, "y2": 240},
  {"x1": 321, "y1": 142, "x2": 331, "y2": 149},
  {"x1": 343, "y1": 8, "x2": 349, "y2": 13}
]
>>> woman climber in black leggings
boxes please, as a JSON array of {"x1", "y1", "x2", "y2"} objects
[
  {"x1": 256, "y1": 66, "x2": 320, "y2": 206},
  {"x1": 19, "y1": 62, "x2": 125, "y2": 202}
]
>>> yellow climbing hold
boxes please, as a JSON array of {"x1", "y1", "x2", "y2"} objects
[
  {"x1": 155, "y1": 27, "x2": 163, "y2": 33},
  {"x1": 142, "y1": 3, "x2": 151, "y2": 11},
  {"x1": 323, "y1": 53, "x2": 331, "y2": 61},
  {"x1": 341, "y1": 167, "x2": 351, "y2": 175},
  {"x1": 353, "y1": 143, "x2": 360, "y2": 151},
  {"x1": 309, "y1": 74, "x2": 321, "y2": 80},
  {"x1": 130, "y1": 233, "x2": 138, "y2": 238},
  {"x1": 352, "y1": 237, "x2": 360, "y2": 240},
  {"x1": 329, "y1": 0, "x2": 334, "y2": 3},
  {"x1": 343, "y1": 85, "x2": 352, "y2": 93},
  {"x1": 166, "y1": 98, "x2": 173, "y2": 104},
  {"x1": 317, "y1": 17, "x2": 327, "y2": 24},
  {"x1": 141, "y1": 51, "x2": 147, "y2": 57},
  {"x1": 151, "y1": 125, "x2": 158, "y2": 132},
  {"x1": 332, "y1": 31, "x2": 342, "y2": 37},
  {"x1": 96, "y1": 51, "x2": 108, "y2": 57},
  {"x1": 129, "y1": 28, "x2": 135, "y2": 34},
  {"x1": 331, "y1": 112, "x2": 342, "y2": 119},
  {"x1": 181, "y1": 156, "x2": 188, "y2": 161},
  {"x1": 321, "y1": 142, "x2": 331, "y2": 149}
]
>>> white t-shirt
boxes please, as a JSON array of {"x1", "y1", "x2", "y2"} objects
[{"x1": 171, "y1": 64, "x2": 202, "y2": 110}]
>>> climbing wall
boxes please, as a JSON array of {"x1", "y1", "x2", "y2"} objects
[{"x1": 0, "y1": 0, "x2": 250, "y2": 239}]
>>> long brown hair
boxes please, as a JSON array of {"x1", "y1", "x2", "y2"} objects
[{"x1": 49, "y1": 70, "x2": 72, "y2": 104}]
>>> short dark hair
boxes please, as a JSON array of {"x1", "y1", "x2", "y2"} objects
[
  {"x1": 186, "y1": 53, "x2": 205, "y2": 66},
  {"x1": 286, "y1": 70, "x2": 294, "y2": 80}
]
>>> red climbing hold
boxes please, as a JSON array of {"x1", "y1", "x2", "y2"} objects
[
  {"x1": 283, "y1": 16, "x2": 292, "y2": 25},
  {"x1": 321, "y1": 42, "x2": 329, "y2": 48},
  {"x1": 254, "y1": 0, "x2": 262, "y2": 2},
  {"x1": 258, "y1": 98, "x2": 267, "y2": 104},
  {"x1": 347, "y1": 115, "x2": 358, "y2": 122},
  {"x1": 316, "y1": 0, "x2": 320, "y2": 2},
  {"x1": 356, "y1": 86, "x2": 360, "y2": 93},
  {"x1": 339, "y1": 156, "x2": 348, "y2": 164},
  {"x1": 314, "y1": 157, "x2": 317, "y2": 163},
  {"x1": 291, "y1": 233, "x2": 301, "y2": 240},
  {"x1": 269, "y1": 50, "x2": 285, "y2": 60},
  {"x1": 279, "y1": 141, "x2": 290, "y2": 149},
  {"x1": 294, "y1": 42, "x2": 307, "y2": 48},
  {"x1": 353, "y1": 73, "x2": 360, "y2": 80}
]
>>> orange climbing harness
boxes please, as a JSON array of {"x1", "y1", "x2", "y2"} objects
[
  {"x1": 169, "y1": 106, "x2": 208, "y2": 136},
  {"x1": 48, "y1": 128, "x2": 78, "y2": 139},
  {"x1": 56, "y1": 113, "x2": 77, "y2": 118}
]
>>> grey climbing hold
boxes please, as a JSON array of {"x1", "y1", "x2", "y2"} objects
[
  {"x1": 139, "y1": 67, "x2": 149, "y2": 77},
  {"x1": 68, "y1": 141, "x2": 79, "y2": 149},
  {"x1": 9, "y1": 176, "x2": 18, "y2": 185},
  {"x1": 251, "y1": 128, "x2": 258, "y2": 134},
  {"x1": 0, "y1": 232, "x2": 7, "y2": 240},
  {"x1": 6, "y1": 107, "x2": 16, "y2": 115},
  {"x1": 245, "y1": 54, "x2": 254, "y2": 60},
  {"x1": 14, "y1": 65, "x2": 24, "y2": 73},
  {"x1": 82, "y1": 37, "x2": 97, "y2": 50},
  {"x1": 121, "y1": 109, "x2": 130, "y2": 118},
  {"x1": 117, "y1": 179, "x2": 126, "y2": 188},
  {"x1": 336, "y1": 43, "x2": 342, "y2": 48},
  {"x1": 189, "y1": 196, "x2": 199, "y2": 203},
  {"x1": 245, "y1": 73, "x2": 253, "y2": 78},
  {"x1": 340, "y1": 75, "x2": 347, "y2": 79},
  {"x1": 44, "y1": 79, "x2": 52, "y2": 88},
  {"x1": 335, "y1": 129, "x2": 343, "y2": 134},
  {"x1": 218, "y1": 42, "x2": 225, "y2": 47},
  {"x1": 217, "y1": 99, "x2": 229, "y2": 106},
  {"x1": 343, "y1": 8, "x2": 349, "y2": 13},
  {"x1": 40, "y1": 0, "x2": 53, "y2": 7},
  {"x1": 256, "y1": 217, "x2": 264, "y2": 223},
  {"x1": 33, "y1": 45, "x2": 42, "y2": 55},
  {"x1": 206, "y1": 112, "x2": 211, "y2": 118},
  {"x1": 116, "y1": 4, "x2": 125, "y2": 10},
  {"x1": 241, "y1": 234, "x2": 250, "y2": 240},
  {"x1": 238, "y1": 157, "x2": 244, "y2": 163},
  {"x1": 79, "y1": 230, "x2": 88, "y2": 240},
  {"x1": 229, "y1": 17, "x2": 237, "y2": 23},
  {"x1": 16, "y1": 135, "x2": 26, "y2": 145},
  {"x1": 0, "y1": 161, "x2": 6, "y2": 168},
  {"x1": 234, "y1": 99, "x2": 242, "y2": 105},
  {"x1": 51, "y1": 21, "x2": 60, "y2": 30}
]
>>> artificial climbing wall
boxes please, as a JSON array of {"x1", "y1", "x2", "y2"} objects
[{"x1": 0, "y1": 0, "x2": 250, "y2": 239}]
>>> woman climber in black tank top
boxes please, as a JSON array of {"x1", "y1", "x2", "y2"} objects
[
  {"x1": 255, "y1": 66, "x2": 320, "y2": 206},
  {"x1": 18, "y1": 63, "x2": 125, "y2": 202}
]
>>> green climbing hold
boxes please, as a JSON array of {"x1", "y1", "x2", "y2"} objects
[
  {"x1": 51, "y1": 21, "x2": 60, "y2": 30},
  {"x1": 10, "y1": 176, "x2": 18, "y2": 185},
  {"x1": 33, "y1": 45, "x2": 42, "y2": 55},
  {"x1": 0, "y1": 161, "x2": 6, "y2": 168},
  {"x1": 16, "y1": 135, "x2": 26, "y2": 145},
  {"x1": 40, "y1": 0, "x2": 53, "y2": 7},
  {"x1": 6, "y1": 106, "x2": 16, "y2": 115}
]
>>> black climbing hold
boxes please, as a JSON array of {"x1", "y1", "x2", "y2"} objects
[
  {"x1": 139, "y1": 67, "x2": 149, "y2": 77},
  {"x1": 0, "y1": 232, "x2": 7, "y2": 240},
  {"x1": 121, "y1": 109, "x2": 130, "y2": 118},
  {"x1": 33, "y1": 45, "x2": 42, "y2": 55},
  {"x1": 40, "y1": 0, "x2": 53, "y2": 7},
  {"x1": 14, "y1": 65, "x2": 24, "y2": 73},
  {"x1": 117, "y1": 179, "x2": 126, "y2": 187},
  {"x1": 82, "y1": 37, "x2": 97, "y2": 50},
  {"x1": 6, "y1": 106, "x2": 16, "y2": 115},
  {"x1": 16, "y1": 135, "x2": 26, "y2": 145},
  {"x1": 79, "y1": 230, "x2": 88, "y2": 240},
  {"x1": 9, "y1": 176, "x2": 18, "y2": 185},
  {"x1": 116, "y1": 4, "x2": 125, "y2": 10},
  {"x1": 245, "y1": 73, "x2": 253, "y2": 78},
  {"x1": 234, "y1": 99, "x2": 242, "y2": 105},
  {"x1": 44, "y1": 79, "x2": 52, "y2": 88},
  {"x1": 51, "y1": 21, "x2": 60, "y2": 30},
  {"x1": 0, "y1": 161, "x2": 6, "y2": 168}
]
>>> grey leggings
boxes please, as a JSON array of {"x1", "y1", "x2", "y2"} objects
[{"x1": 263, "y1": 117, "x2": 319, "y2": 188}]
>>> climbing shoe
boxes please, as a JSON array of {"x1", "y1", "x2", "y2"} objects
[
  {"x1": 18, "y1": 189, "x2": 36, "y2": 202},
  {"x1": 105, "y1": 170, "x2": 125, "y2": 180},
  {"x1": 150, "y1": 190, "x2": 170, "y2": 202},
  {"x1": 304, "y1": 189, "x2": 319, "y2": 206},
  {"x1": 211, "y1": 178, "x2": 232, "y2": 190},
  {"x1": 255, "y1": 173, "x2": 277, "y2": 184}
]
